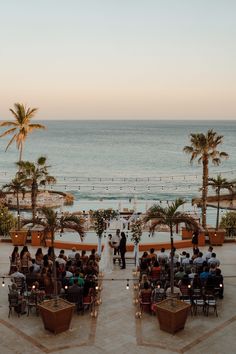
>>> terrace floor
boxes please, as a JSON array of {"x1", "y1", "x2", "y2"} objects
[{"x1": 0, "y1": 242, "x2": 236, "y2": 354}]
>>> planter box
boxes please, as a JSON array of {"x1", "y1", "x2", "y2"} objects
[
  {"x1": 208, "y1": 229, "x2": 225, "y2": 246},
  {"x1": 181, "y1": 228, "x2": 192, "y2": 239},
  {"x1": 38, "y1": 298, "x2": 75, "y2": 334},
  {"x1": 181, "y1": 228, "x2": 205, "y2": 246},
  {"x1": 156, "y1": 298, "x2": 190, "y2": 334},
  {"x1": 10, "y1": 230, "x2": 28, "y2": 246}
]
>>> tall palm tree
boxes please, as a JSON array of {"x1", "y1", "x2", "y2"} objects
[
  {"x1": 0, "y1": 103, "x2": 45, "y2": 162},
  {"x1": 23, "y1": 207, "x2": 85, "y2": 299},
  {"x1": 17, "y1": 156, "x2": 56, "y2": 224},
  {"x1": 207, "y1": 175, "x2": 234, "y2": 230},
  {"x1": 144, "y1": 199, "x2": 199, "y2": 294},
  {"x1": 183, "y1": 130, "x2": 228, "y2": 229},
  {"x1": 2, "y1": 175, "x2": 27, "y2": 230}
]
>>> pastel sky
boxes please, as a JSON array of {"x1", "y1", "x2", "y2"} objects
[{"x1": 0, "y1": 0, "x2": 235, "y2": 120}]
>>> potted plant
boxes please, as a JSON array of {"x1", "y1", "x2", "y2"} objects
[
  {"x1": 3, "y1": 175, "x2": 29, "y2": 245},
  {"x1": 220, "y1": 211, "x2": 236, "y2": 240},
  {"x1": 23, "y1": 207, "x2": 85, "y2": 334},
  {"x1": 144, "y1": 199, "x2": 200, "y2": 334},
  {"x1": 130, "y1": 218, "x2": 142, "y2": 267},
  {"x1": 207, "y1": 175, "x2": 234, "y2": 245}
]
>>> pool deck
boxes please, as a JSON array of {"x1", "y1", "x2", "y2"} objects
[{"x1": 0, "y1": 242, "x2": 236, "y2": 354}]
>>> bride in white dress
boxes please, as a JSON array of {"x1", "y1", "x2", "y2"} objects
[{"x1": 100, "y1": 234, "x2": 114, "y2": 274}]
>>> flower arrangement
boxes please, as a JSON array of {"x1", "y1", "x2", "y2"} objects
[
  {"x1": 90, "y1": 209, "x2": 118, "y2": 238},
  {"x1": 130, "y1": 219, "x2": 142, "y2": 245}
]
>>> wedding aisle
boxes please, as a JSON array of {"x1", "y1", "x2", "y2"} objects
[{"x1": 95, "y1": 265, "x2": 138, "y2": 353}]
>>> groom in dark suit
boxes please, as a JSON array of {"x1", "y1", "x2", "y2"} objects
[{"x1": 119, "y1": 232, "x2": 127, "y2": 269}]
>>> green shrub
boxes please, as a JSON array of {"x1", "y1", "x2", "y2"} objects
[{"x1": 0, "y1": 206, "x2": 16, "y2": 236}]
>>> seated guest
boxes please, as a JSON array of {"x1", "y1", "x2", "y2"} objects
[
  {"x1": 139, "y1": 258, "x2": 151, "y2": 278},
  {"x1": 188, "y1": 267, "x2": 197, "y2": 280},
  {"x1": 214, "y1": 268, "x2": 224, "y2": 299},
  {"x1": 148, "y1": 248, "x2": 157, "y2": 263},
  {"x1": 9, "y1": 246, "x2": 20, "y2": 274},
  {"x1": 169, "y1": 248, "x2": 179, "y2": 265},
  {"x1": 69, "y1": 270, "x2": 85, "y2": 287},
  {"x1": 20, "y1": 246, "x2": 32, "y2": 274},
  {"x1": 151, "y1": 281, "x2": 165, "y2": 303},
  {"x1": 203, "y1": 246, "x2": 213, "y2": 262},
  {"x1": 140, "y1": 274, "x2": 151, "y2": 289},
  {"x1": 191, "y1": 274, "x2": 202, "y2": 290},
  {"x1": 68, "y1": 247, "x2": 77, "y2": 261},
  {"x1": 31, "y1": 281, "x2": 46, "y2": 302},
  {"x1": 81, "y1": 250, "x2": 89, "y2": 264},
  {"x1": 182, "y1": 253, "x2": 191, "y2": 272},
  {"x1": 26, "y1": 266, "x2": 39, "y2": 289},
  {"x1": 175, "y1": 266, "x2": 186, "y2": 281},
  {"x1": 59, "y1": 249, "x2": 67, "y2": 261},
  {"x1": 35, "y1": 248, "x2": 44, "y2": 266},
  {"x1": 67, "y1": 278, "x2": 84, "y2": 311},
  {"x1": 193, "y1": 252, "x2": 204, "y2": 267},
  {"x1": 158, "y1": 247, "x2": 168, "y2": 265},
  {"x1": 139, "y1": 282, "x2": 152, "y2": 312},
  {"x1": 208, "y1": 253, "x2": 220, "y2": 267},
  {"x1": 165, "y1": 281, "x2": 182, "y2": 298},
  {"x1": 179, "y1": 251, "x2": 187, "y2": 265},
  {"x1": 31, "y1": 259, "x2": 41, "y2": 273},
  {"x1": 55, "y1": 254, "x2": 66, "y2": 270},
  {"x1": 149, "y1": 260, "x2": 161, "y2": 283},
  {"x1": 9, "y1": 283, "x2": 26, "y2": 314},
  {"x1": 200, "y1": 266, "x2": 210, "y2": 286},
  {"x1": 178, "y1": 274, "x2": 191, "y2": 297}
]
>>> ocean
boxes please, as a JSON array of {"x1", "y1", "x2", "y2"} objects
[{"x1": 0, "y1": 120, "x2": 235, "y2": 226}]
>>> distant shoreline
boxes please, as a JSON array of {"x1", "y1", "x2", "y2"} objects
[{"x1": 4, "y1": 190, "x2": 74, "y2": 210}]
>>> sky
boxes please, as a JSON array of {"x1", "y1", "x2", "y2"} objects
[{"x1": 0, "y1": 0, "x2": 236, "y2": 120}]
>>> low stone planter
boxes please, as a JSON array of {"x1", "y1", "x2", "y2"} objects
[
  {"x1": 10, "y1": 230, "x2": 28, "y2": 246},
  {"x1": 181, "y1": 228, "x2": 205, "y2": 246},
  {"x1": 156, "y1": 298, "x2": 190, "y2": 334},
  {"x1": 38, "y1": 298, "x2": 75, "y2": 334},
  {"x1": 208, "y1": 229, "x2": 225, "y2": 246}
]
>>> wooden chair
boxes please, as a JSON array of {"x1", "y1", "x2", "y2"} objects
[
  {"x1": 8, "y1": 293, "x2": 21, "y2": 318},
  {"x1": 139, "y1": 291, "x2": 152, "y2": 315},
  {"x1": 26, "y1": 292, "x2": 39, "y2": 316},
  {"x1": 204, "y1": 294, "x2": 218, "y2": 317},
  {"x1": 192, "y1": 288, "x2": 205, "y2": 315}
]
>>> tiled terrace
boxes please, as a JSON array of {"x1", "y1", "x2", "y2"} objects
[{"x1": 0, "y1": 242, "x2": 236, "y2": 354}]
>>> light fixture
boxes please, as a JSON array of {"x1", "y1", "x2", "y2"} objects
[
  {"x1": 126, "y1": 279, "x2": 130, "y2": 290},
  {"x1": 2, "y1": 277, "x2": 5, "y2": 287},
  {"x1": 65, "y1": 285, "x2": 68, "y2": 290}
]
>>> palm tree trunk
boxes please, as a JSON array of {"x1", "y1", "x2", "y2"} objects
[
  {"x1": 16, "y1": 191, "x2": 20, "y2": 230},
  {"x1": 51, "y1": 230, "x2": 58, "y2": 305},
  {"x1": 216, "y1": 190, "x2": 220, "y2": 230},
  {"x1": 170, "y1": 224, "x2": 174, "y2": 295},
  {"x1": 19, "y1": 143, "x2": 23, "y2": 162},
  {"x1": 31, "y1": 182, "x2": 38, "y2": 225},
  {"x1": 202, "y1": 157, "x2": 208, "y2": 229}
]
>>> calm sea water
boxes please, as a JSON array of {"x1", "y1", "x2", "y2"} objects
[
  {"x1": 1, "y1": 119, "x2": 235, "y2": 226},
  {"x1": 0, "y1": 120, "x2": 235, "y2": 202}
]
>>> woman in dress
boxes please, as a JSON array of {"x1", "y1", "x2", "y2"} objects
[{"x1": 100, "y1": 234, "x2": 114, "y2": 274}]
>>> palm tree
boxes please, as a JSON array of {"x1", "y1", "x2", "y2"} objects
[
  {"x1": 207, "y1": 175, "x2": 234, "y2": 230},
  {"x1": 23, "y1": 207, "x2": 85, "y2": 300},
  {"x1": 183, "y1": 130, "x2": 228, "y2": 229},
  {"x1": 2, "y1": 176, "x2": 27, "y2": 230},
  {"x1": 17, "y1": 156, "x2": 56, "y2": 224},
  {"x1": 144, "y1": 199, "x2": 199, "y2": 294},
  {"x1": 0, "y1": 103, "x2": 45, "y2": 162}
]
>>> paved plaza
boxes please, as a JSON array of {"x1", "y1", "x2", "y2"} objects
[{"x1": 0, "y1": 242, "x2": 236, "y2": 354}]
